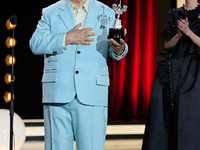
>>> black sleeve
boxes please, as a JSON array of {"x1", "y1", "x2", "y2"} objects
[{"x1": 161, "y1": 10, "x2": 175, "y2": 42}]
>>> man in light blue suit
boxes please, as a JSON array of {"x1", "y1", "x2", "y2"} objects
[{"x1": 29, "y1": 0, "x2": 128, "y2": 149}]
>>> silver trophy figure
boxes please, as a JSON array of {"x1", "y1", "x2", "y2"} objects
[{"x1": 107, "y1": 0, "x2": 127, "y2": 43}]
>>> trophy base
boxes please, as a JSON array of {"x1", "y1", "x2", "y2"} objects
[{"x1": 107, "y1": 28, "x2": 125, "y2": 43}]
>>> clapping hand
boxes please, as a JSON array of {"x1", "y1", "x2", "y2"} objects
[{"x1": 177, "y1": 17, "x2": 190, "y2": 36}]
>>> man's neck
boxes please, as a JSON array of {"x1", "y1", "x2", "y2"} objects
[
  {"x1": 185, "y1": 0, "x2": 198, "y2": 10},
  {"x1": 70, "y1": 0, "x2": 86, "y2": 7}
]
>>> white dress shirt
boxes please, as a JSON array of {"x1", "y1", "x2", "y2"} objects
[{"x1": 62, "y1": 0, "x2": 90, "y2": 49}]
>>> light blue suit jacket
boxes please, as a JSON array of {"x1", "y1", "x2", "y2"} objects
[{"x1": 29, "y1": 0, "x2": 128, "y2": 106}]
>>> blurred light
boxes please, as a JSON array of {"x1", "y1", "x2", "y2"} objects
[
  {"x1": 3, "y1": 91, "x2": 15, "y2": 103},
  {"x1": 4, "y1": 54, "x2": 16, "y2": 66},
  {"x1": 5, "y1": 37, "x2": 17, "y2": 48},
  {"x1": 5, "y1": 18, "x2": 17, "y2": 30},
  {"x1": 4, "y1": 73, "x2": 15, "y2": 84}
]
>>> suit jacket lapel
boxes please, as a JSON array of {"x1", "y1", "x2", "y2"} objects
[
  {"x1": 59, "y1": 0, "x2": 102, "y2": 30},
  {"x1": 59, "y1": 0, "x2": 76, "y2": 31},
  {"x1": 84, "y1": 0, "x2": 101, "y2": 29}
]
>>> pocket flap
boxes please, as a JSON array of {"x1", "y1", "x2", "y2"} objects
[
  {"x1": 46, "y1": 62, "x2": 57, "y2": 70},
  {"x1": 47, "y1": 55, "x2": 57, "y2": 62},
  {"x1": 42, "y1": 73, "x2": 57, "y2": 82},
  {"x1": 96, "y1": 75, "x2": 110, "y2": 86}
]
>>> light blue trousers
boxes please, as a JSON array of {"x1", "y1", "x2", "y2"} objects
[{"x1": 43, "y1": 96, "x2": 108, "y2": 150}]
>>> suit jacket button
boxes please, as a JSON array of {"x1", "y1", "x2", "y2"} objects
[
  {"x1": 75, "y1": 71, "x2": 79, "y2": 74},
  {"x1": 77, "y1": 51, "x2": 80, "y2": 54}
]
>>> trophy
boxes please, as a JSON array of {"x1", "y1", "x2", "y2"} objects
[{"x1": 107, "y1": 0, "x2": 128, "y2": 43}]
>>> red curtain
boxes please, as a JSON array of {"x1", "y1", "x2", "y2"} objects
[{"x1": 107, "y1": 0, "x2": 158, "y2": 123}]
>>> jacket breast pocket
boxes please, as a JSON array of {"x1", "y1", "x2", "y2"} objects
[
  {"x1": 41, "y1": 73, "x2": 57, "y2": 83},
  {"x1": 96, "y1": 75, "x2": 110, "y2": 86}
]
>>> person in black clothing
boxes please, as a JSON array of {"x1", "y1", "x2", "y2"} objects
[{"x1": 142, "y1": 0, "x2": 200, "y2": 150}]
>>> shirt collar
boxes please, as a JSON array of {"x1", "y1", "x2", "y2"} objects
[{"x1": 69, "y1": 0, "x2": 90, "y2": 12}]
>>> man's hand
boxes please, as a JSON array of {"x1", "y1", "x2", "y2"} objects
[
  {"x1": 65, "y1": 23, "x2": 95, "y2": 46},
  {"x1": 110, "y1": 38, "x2": 125, "y2": 55}
]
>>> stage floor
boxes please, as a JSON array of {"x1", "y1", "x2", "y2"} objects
[
  {"x1": 21, "y1": 120, "x2": 144, "y2": 150},
  {"x1": 21, "y1": 139, "x2": 143, "y2": 150}
]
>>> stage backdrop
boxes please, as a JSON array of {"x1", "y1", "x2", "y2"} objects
[
  {"x1": 0, "y1": 0, "x2": 158, "y2": 122},
  {"x1": 105, "y1": 0, "x2": 158, "y2": 123}
]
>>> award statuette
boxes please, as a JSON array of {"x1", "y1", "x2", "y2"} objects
[{"x1": 107, "y1": 0, "x2": 127, "y2": 43}]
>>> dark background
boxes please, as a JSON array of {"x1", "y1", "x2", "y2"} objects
[
  {"x1": 0, "y1": 0, "x2": 173, "y2": 121},
  {"x1": 0, "y1": 0, "x2": 56, "y2": 119}
]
